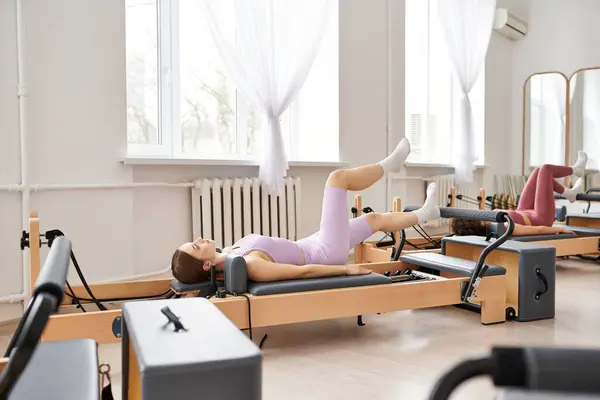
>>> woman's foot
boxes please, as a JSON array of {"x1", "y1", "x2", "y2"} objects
[
  {"x1": 571, "y1": 151, "x2": 588, "y2": 178},
  {"x1": 413, "y1": 183, "x2": 441, "y2": 223},
  {"x1": 379, "y1": 138, "x2": 411, "y2": 174},
  {"x1": 563, "y1": 177, "x2": 584, "y2": 203},
  {"x1": 345, "y1": 265, "x2": 372, "y2": 276}
]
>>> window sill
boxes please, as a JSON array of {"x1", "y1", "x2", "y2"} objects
[{"x1": 122, "y1": 156, "x2": 348, "y2": 168}]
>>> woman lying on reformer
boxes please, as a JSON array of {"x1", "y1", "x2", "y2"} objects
[
  {"x1": 452, "y1": 152, "x2": 589, "y2": 237},
  {"x1": 171, "y1": 138, "x2": 442, "y2": 283}
]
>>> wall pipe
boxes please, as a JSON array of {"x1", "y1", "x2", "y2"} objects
[
  {"x1": 7, "y1": 0, "x2": 192, "y2": 307},
  {"x1": 0, "y1": 182, "x2": 194, "y2": 192},
  {"x1": 16, "y1": 0, "x2": 30, "y2": 305}
]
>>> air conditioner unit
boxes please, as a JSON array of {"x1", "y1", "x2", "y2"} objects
[{"x1": 493, "y1": 8, "x2": 528, "y2": 41}]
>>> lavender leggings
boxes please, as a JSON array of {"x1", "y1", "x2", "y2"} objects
[
  {"x1": 296, "y1": 187, "x2": 374, "y2": 265},
  {"x1": 507, "y1": 164, "x2": 572, "y2": 226}
]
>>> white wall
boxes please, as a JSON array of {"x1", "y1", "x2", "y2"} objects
[
  {"x1": 511, "y1": 0, "x2": 600, "y2": 173},
  {"x1": 0, "y1": 0, "x2": 521, "y2": 321}
]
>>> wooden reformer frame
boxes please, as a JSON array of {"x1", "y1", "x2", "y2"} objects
[{"x1": 25, "y1": 212, "x2": 507, "y2": 346}]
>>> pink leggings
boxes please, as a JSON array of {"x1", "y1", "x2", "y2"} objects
[
  {"x1": 509, "y1": 164, "x2": 572, "y2": 226},
  {"x1": 296, "y1": 187, "x2": 374, "y2": 265}
]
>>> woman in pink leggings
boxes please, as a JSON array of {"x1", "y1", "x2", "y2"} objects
[
  {"x1": 452, "y1": 152, "x2": 588, "y2": 237},
  {"x1": 171, "y1": 138, "x2": 442, "y2": 283}
]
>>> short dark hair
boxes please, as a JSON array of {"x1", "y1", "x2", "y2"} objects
[
  {"x1": 451, "y1": 219, "x2": 488, "y2": 236},
  {"x1": 171, "y1": 249, "x2": 210, "y2": 284}
]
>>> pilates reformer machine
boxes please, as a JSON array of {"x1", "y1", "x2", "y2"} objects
[
  {"x1": 7, "y1": 230, "x2": 263, "y2": 399},
  {"x1": 403, "y1": 191, "x2": 600, "y2": 323},
  {"x1": 22, "y1": 208, "x2": 515, "y2": 347},
  {"x1": 429, "y1": 345, "x2": 600, "y2": 399}
]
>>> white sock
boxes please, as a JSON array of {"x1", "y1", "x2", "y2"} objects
[
  {"x1": 379, "y1": 138, "x2": 411, "y2": 174},
  {"x1": 563, "y1": 178, "x2": 584, "y2": 203},
  {"x1": 413, "y1": 183, "x2": 441, "y2": 223},
  {"x1": 571, "y1": 151, "x2": 588, "y2": 178}
]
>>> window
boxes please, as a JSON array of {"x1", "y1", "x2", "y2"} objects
[
  {"x1": 404, "y1": 0, "x2": 485, "y2": 166},
  {"x1": 125, "y1": 0, "x2": 339, "y2": 162}
]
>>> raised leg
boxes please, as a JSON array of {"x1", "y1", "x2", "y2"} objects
[
  {"x1": 360, "y1": 183, "x2": 441, "y2": 234},
  {"x1": 326, "y1": 137, "x2": 412, "y2": 192},
  {"x1": 517, "y1": 168, "x2": 539, "y2": 210},
  {"x1": 535, "y1": 164, "x2": 579, "y2": 223}
]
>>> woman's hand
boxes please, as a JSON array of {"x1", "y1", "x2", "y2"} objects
[{"x1": 345, "y1": 265, "x2": 372, "y2": 276}]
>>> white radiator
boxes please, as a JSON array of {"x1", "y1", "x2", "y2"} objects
[{"x1": 191, "y1": 177, "x2": 301, "y2": 249}]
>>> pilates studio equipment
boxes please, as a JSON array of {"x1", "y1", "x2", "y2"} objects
[
  {"x1": 1, "y1": 235, "x2": 100, "y2": 400},
  {"x1": 10, "y1": 229, "x2": 263, "y2": 399},
  {"x1": 401, "y1": 206, "x2": 557, "y2": 322},
  {"x1": 23, "y1": 208, "x2": 514, "y2": 346},
  {"x1": 428, "y1": 346, "x2": 600, "y2": 400},
  {"x1": 486, "y1": 193, "x2": 600, "y2": 263},
  {"x1": 122, "y1": 298, "x2": 262, "y2": 400}
]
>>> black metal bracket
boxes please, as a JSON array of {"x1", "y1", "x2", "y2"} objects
[
  {"x1": 461, "y1": 215, "x2": 514, "y2": 304},
  {"x1": 112, "y1": 316, "x2": 122, "y2": 338},
  {"x1": 161, "y1": 306, "x2": 187, "y2": 333},
  {"x1": 20, "y1": 230, "x2": 29, "y2": 250},
  {"x1": 534, "y1": 268, "x2": 548, "y2": 300},
  {"x1": 357, "y1": 315, "x2": 366, "y2": 326}
]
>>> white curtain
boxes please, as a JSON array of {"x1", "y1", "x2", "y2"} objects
[
  {"x1": 436, "y1": 0, "x2": 496, "y2": 184},
  {"x1": 197, "y1": 0, "x2": 333, "y2": 195}
]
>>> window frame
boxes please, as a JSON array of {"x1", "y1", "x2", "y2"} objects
[{"x1": 125, "y1": 0, "x2": 334, "y2": 162}]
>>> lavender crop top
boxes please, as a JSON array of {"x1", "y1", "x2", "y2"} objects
[{"x1": 228, "y1": 234, "x2": 304, "y2": 265}]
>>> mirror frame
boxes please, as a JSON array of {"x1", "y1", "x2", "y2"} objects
[{"x1": 521, "y1": 71, "x2": 570, "y2": 177}]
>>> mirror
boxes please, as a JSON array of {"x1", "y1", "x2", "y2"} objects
[
  {"x1": 568, "y1": 68, "x2": 600, "y2": 184},
  {"x1": 522, "y1": 72, "x2": 568, "y2": 175}
]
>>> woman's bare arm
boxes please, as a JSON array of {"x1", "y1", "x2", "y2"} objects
[
  {"x1": 244, "y1": 256, "x2": 371, "y2": 282},
  {"x1": 511, "y1": 224, "x2": 574, "y2": 236}
]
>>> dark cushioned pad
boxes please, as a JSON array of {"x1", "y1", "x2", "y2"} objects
[
  {"x1": 170, "y1": 279, "x2": 224, "y2": 293},
  {"x1": 247, "y1": 273, "x2": 391, "y2": 296},
  {"x1": 509, "y1": 233, "x2": 577, "y2": 242},
  {"x1": 399, "y1": 252, "x2": 506, "y2": 276},
  {"x1": 443, "y1": 235, "x2": 557, "y2": 253},
  {"x1": 9, "y1": 339, "x2": 98, "y2": 400},
  {"x1": 555, "y1": 224, "x2": 600, "y2": 237}
]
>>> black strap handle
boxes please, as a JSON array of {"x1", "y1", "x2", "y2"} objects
[
  {"x1": 161, "y1": 306, "x2": 187, "y2": 332},
  {"x1": 535, "y1": 268, "x2": 548, "y2": 300}
]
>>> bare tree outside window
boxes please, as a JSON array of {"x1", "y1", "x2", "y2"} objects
[
  {"x1": 126, "y1": 0, "x2": 159, "y2": 145},
  {"x1": 125, "y1": 0, "x2": 339, "y2": 162}
]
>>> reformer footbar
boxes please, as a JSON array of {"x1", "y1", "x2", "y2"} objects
[
  {"x1": 401, "y1": 206, "x2": 514, "y2": 305},
  {"x1": 429, "y1": 346, "x2": 600, "y2": 400}
]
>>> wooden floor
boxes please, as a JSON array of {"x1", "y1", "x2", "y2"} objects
[{"x1": 2, "y1": 258, "x2": 600, "y2": 399}]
